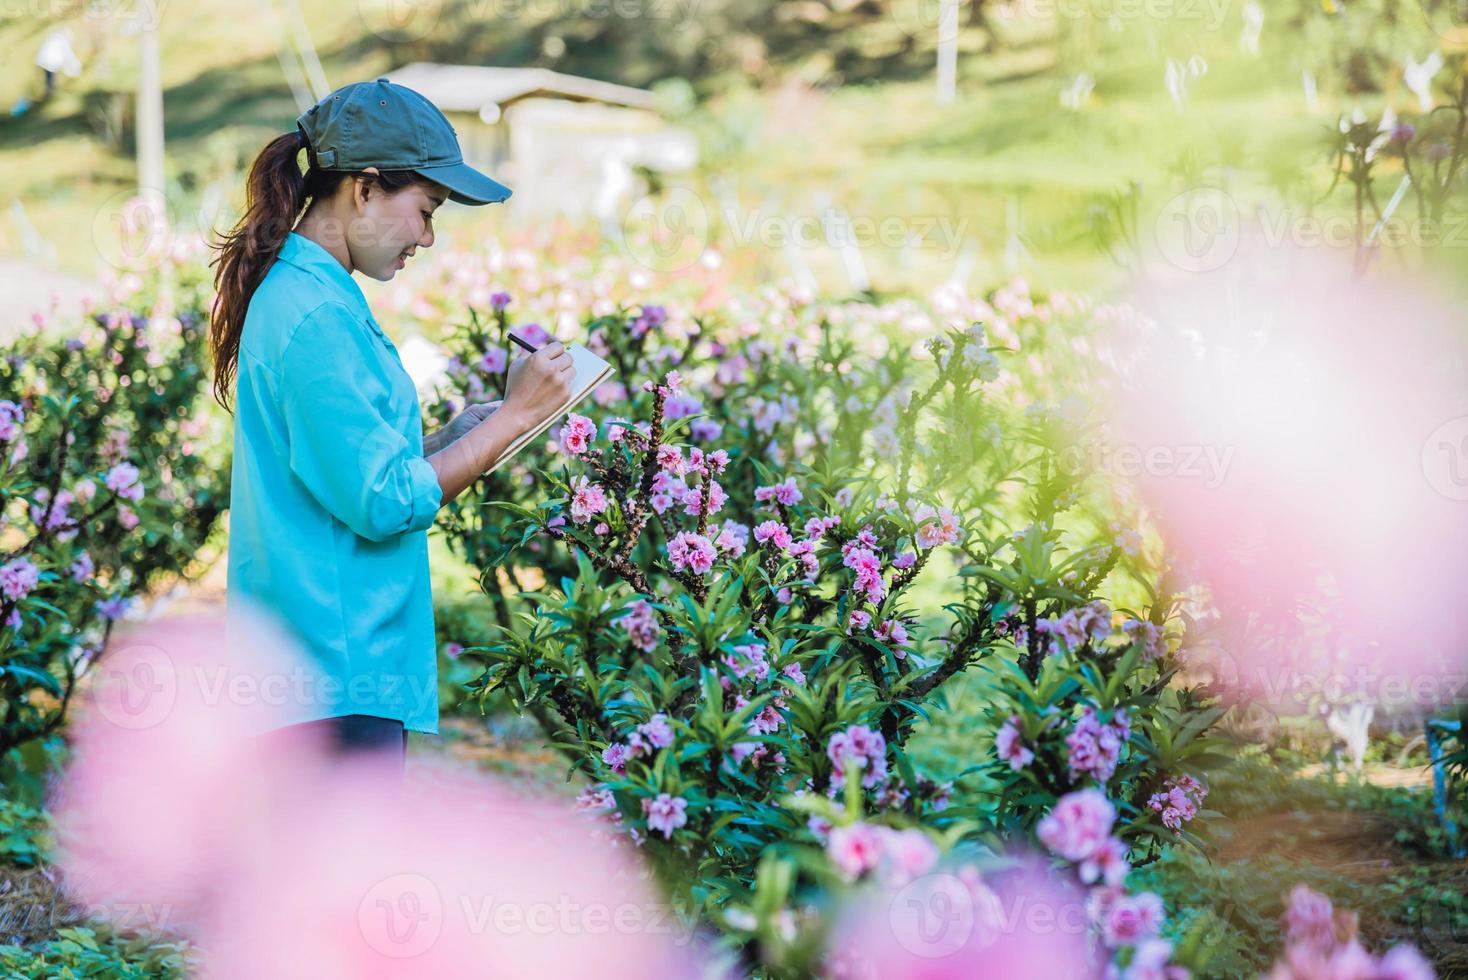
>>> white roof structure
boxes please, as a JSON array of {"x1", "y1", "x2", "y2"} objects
[{"x1": 380, "y1": 62, "x2": 658, "y2": 115}]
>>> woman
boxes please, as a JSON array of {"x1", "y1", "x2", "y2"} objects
[{"x1": 208, "y1": 78, "x2": 572, "y2": 774}]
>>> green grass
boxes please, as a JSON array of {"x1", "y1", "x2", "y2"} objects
[{"x1": 5, "y1": 0, "x2": 1461, "y2": 300}]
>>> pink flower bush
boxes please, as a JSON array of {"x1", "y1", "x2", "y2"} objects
[
  {"x1": 0, "y1": 557, "x2": 40, "y2": 601},
  {"x1": 619, "y1": 599, "x2": 661, "y2": 652},
  {"x1": 1147, "y1": 773, "x2": 1207, "y2": 835},
  {"x1": 667, "y1": 531, "x2": 717, "y2": 574},
  {"x1": 827, "y1": 724, "x2": 888, "y2": 794},
  {"x1": 568, "y1": 476, "x2": 609, "y2": 524},
  {"x1": 105, "y1": 461, "x2": 144, "y2": 502},
  {"x1": 1037, "y1": 599, "x2": 1115, "y2": 656},
  {"x1": 912, "y1": 504, "x2": 960, "y2": 549},
  {"x1": 1066, "y1": 704, "x2": 1131, "y2": 785},
  {"x1": 1265, "y1": 886, "x2": 1434, "y2": 980},
  {"x1": 753, "y1": 520, "x2": 792, "y2": 551},
  {"x1": 995, "y1": 714, "x2": 1035, "y2": 771},
  {"x1": 755, "y1": 477, "x2": 802, "y2": 506},
  {"x1": 825, "y1": 822, "x2": 938, "y2": 884},
  {"x1": 1037, "y1": 788, "x2": 1116, "y2": 862},
  {"x1": 641, "y1": 793, "x2": 689, "y2": 839},
  {"x1": 560, "y1": 413, "x2": 597, "y2": 455}
]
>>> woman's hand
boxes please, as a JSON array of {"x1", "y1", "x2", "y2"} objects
[{"x1": 502, "y1": 342, "x2": 574, "y2": 430}]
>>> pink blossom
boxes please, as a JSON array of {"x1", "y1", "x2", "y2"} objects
[
  {"x1": 827, "y1": 724, "x2": 887, "y2": 793},
  {"x1": 518, "y1": 322, "x2": 550, "y2": 347},
  {"x1": 706, "y1": 449, "x2": 730, "y2": 473},
  {"x1": 666, "y1": 531, "x2": 717, "y2": 574},
  {"x1": 714, "y1": 520, "x2": 749, "y2": 557},
  {"x1": 913, "y1": 505, "x2": 960, "y2": 549},
  {"x1": 995, "y1": 714, "x2": 1035, "y2": 771},
  {"x1": 117, "y1": 506, "x2": 139, "y2": 530},
  {"x1": 1066, "y1": 704, "x2": 1131, "y2": 785},
  {"x1": 0, "y1": 558, "x2": 40, "y2": 601},
  {"x1": 1101, "y1": 892, "x2": 1165, "y2": 948},
  {"x1": 682, "y1": 479, "x2": 726, "y2": 518},
  {"x1": 1037, "y1": 788, "x2": 1116, "y2": 862},
  {"x1": 875, "y1": 827, "x2": 939, "y2": 886},
  {"x1": 848, "y1": 609, "x2": 872, "y2": 633},
  {"x1": 637, "y1": 713, "x2": 675, "y2": 749},
  {"x1": 479, "y1": 346, "x2": 507, "y2": 375},
  {"x1": 602, "y1": 743, "x2": 631, "y2": 774},
  {"x1": 755, "y1": 478, "x2": 802, "y2": 507},
  {"x1": 753, "y1": 520, "x2": 792, "y2": 551},
  {"x1": 105, "y1": 462, "x2": 144, "y2": 502},
  {"x1": 873, "y1": 619, "x2": 909, "y2": 656},
  {"x1": 1376, "y1": 944, "x2": 1435, "y2": 980},
  {"x1": 1282, "y1": 885, "x2": 1337, "y2": 953},
  {"x1": 560, "y1": 414, "x2": 597, "y2": 455},
  {"x1": 575, "y1": 785, "x2": 616, "y2": 811},
  {"x1": 826, "y1": 822, "x2": 884, "y2": 880},
  {"x1": 781, "y1": 661, "x2": 806, "y2": 685},
  {"x1": 1078, "y1": 835, "x2": 1130, "y2": 887},
  {"x1": 619, "y1": 599, "x2": 661, "y2": 653},
  {"x1": 0, "y1": 401, "x2": 24, "y2": 441},
  {"x1": 893, "y1": 551, "x2": 917, "y2": 569},
  {"x1": 569, "y1": 476, "x2": 610, "y2": 525},
  {"x1": 70, "y1": 552, "x2": 94, "y2": 584},
  {"x1": 656, "y1": 444, "x2": 683, "y2": 473},
  {"x1": 641, "y1": 793, "x2": 688, "y2": 839}
]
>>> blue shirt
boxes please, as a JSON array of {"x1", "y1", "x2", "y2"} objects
[{"x1": 226, "y1": 231, "x2": 443, "y2": 734}]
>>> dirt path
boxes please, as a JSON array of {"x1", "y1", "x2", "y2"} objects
[{"x1": 1214, "y1": 807, "x2": 1468, "y2": 976}]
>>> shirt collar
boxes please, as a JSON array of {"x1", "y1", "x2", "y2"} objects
[{"x1": 278, "y1": 231, "x2": 379, "y2": 329}]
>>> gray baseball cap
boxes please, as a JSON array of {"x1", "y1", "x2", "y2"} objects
[{"x1": 296, "y1": 77, "x2": 512, "y2": 205}]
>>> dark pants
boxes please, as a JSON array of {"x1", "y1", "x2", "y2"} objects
[{"x1": 266, "y1": 713, "x2": 407, "y2": 778}]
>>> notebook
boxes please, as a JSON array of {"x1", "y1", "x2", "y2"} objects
[{"x1": 486, "y1": 343, "x2": 615, "y2": 475}]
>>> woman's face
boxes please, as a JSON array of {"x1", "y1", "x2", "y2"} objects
[{"x1": 347, "y1": 169, "x2": 447, "y2": 281}]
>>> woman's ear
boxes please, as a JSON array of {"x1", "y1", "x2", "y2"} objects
[{"x1": 353, "y1": 166, "x2": 382, "y2": 211}]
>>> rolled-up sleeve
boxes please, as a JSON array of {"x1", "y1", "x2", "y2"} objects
[{"x1": 278, "y1": 301, "x2": 442, "y2": 543}]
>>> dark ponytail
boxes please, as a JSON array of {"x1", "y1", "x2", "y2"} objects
[
  {"x1": 207, "y1": 129, "x2": 312, "y2": 413},
  {"x1": 207, "y1": 129, "x2": 429, "y2": 412}
]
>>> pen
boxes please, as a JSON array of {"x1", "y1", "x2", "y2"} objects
[{"x1": 507, "y1": 332, "x2": 539, "y2": 354}]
